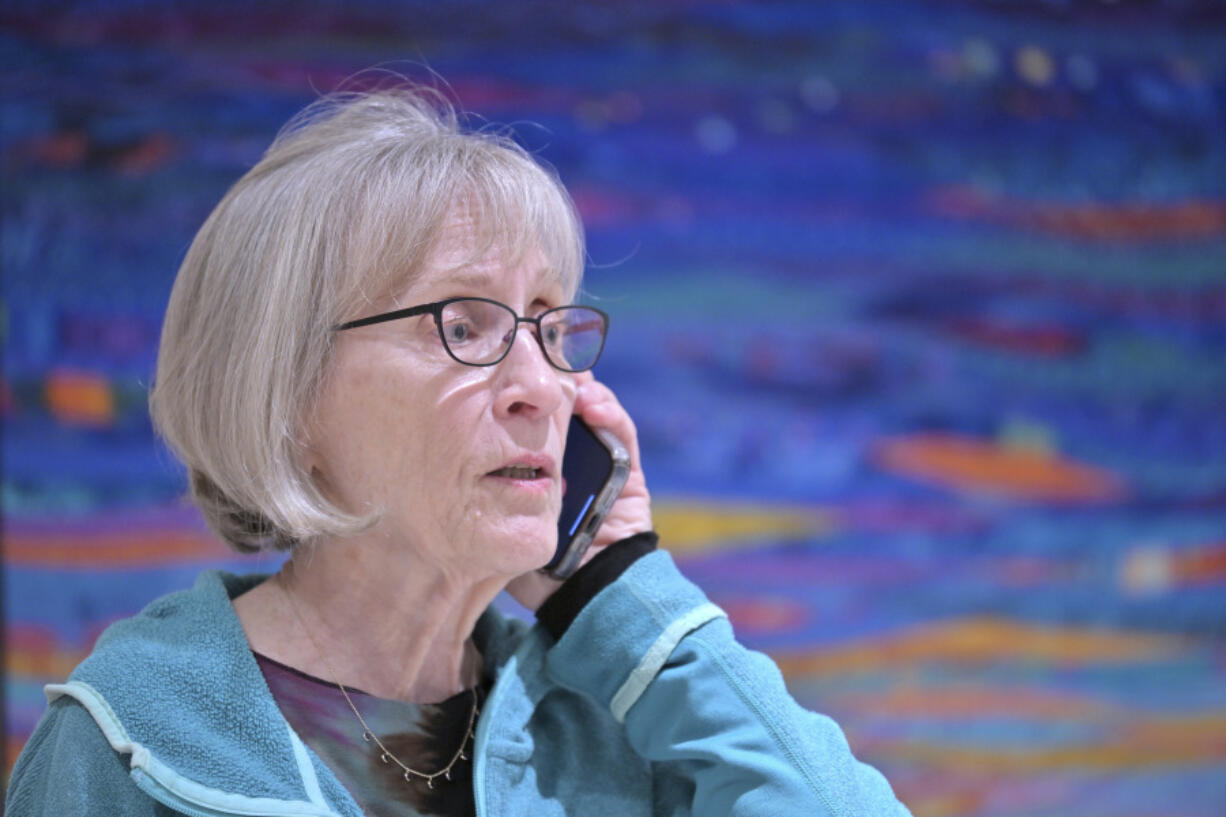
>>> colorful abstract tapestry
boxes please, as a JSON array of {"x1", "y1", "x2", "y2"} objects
[{"x1": 4, "y1": 2, "x2": 1225, "y2": 814}]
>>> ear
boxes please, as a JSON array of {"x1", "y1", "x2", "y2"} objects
[
  {"x1": 297, "y1": 445, "x2": 346, "y2": 515},
  {"x1": 292, "y1": 409, "x2": 333, "y2": 500}
]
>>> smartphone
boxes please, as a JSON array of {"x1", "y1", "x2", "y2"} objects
[{"x1": 544, "y1": 415, "x2": 631, "y2": 579}]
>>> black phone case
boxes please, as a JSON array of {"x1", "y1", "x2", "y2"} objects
[{"x1": 545, "y1": 418, "x2": 631, "y2": 579}]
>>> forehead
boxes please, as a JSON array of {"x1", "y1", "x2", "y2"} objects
[{"x1": 408, "y1": 206, "x2": 567, "y2": 299}]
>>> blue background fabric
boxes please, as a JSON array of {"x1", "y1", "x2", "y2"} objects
[{"x1": 3, "y1": 2, "x2": 1225, "y2": 814}]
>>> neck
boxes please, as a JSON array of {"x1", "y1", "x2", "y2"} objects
[{"x1": 236, "y1": 535, "x2": 505, "y2": 704}]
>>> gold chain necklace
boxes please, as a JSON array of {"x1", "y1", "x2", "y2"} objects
[{"x1": 279, "y1": 579, "x2": 480, "y2": 789}]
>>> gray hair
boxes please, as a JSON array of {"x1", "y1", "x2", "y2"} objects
[{"x1": 150, "y1": 87, "x2": 585, "y2": 553}]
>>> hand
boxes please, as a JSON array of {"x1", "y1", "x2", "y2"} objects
[
  {"x1": 506, "y1": 373, "x2": 653, "y2": 611},
  {"x1": 570, "y1": 372, "x2": 653, "y2": 549}
]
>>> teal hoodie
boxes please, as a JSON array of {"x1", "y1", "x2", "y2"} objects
[{"x1": 7, "y1": 550, "x2": 910, "y2": 816}]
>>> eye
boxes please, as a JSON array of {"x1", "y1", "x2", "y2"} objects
[
  {"x1": 538, "y1": 313, "x2": 570, "y2": 348},
  {"x1": 442, "y1": 320, "x2": 475, "y2": 344}
]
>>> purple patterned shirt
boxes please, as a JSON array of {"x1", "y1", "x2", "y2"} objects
[{"x1": 253, "y1": 652, "x2": 486, "y2": 817}]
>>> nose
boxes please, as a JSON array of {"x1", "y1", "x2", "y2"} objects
[{"x1": 492, "y1": 324, "x2": 568, "y2": 419}]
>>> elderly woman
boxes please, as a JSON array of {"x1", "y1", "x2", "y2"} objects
[{"x1": 7, "y1": 89, "x2": 910, "y2": 817}]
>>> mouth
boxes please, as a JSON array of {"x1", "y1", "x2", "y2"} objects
[
  {"x1": 485, "y1": 454, "x2": 555, "y2": 482},
  {"x1": 488, "y1": 465, "x2": 546, "y2": 480}
]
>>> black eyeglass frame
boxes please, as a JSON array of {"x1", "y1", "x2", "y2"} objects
[{"x1": 333, "y1": 297, "x2": 610, "y2": 373}]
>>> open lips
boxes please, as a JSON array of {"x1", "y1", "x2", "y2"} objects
[{"x1": 486, "y1": 454, "x2": 555, "y2": 481}]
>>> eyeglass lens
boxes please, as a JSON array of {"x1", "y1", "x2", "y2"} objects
[{"x1": 437, "y1": 299, "x2": 605, "y2": 371}]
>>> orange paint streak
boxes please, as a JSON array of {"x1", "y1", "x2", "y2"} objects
[
  {"x1": 1172, "y1": 540, "x2": 1226, "y2": 584},
  {"x1": 114, "y1": 132, "x2": 175, "y2": 174},
  {"x1": 944, "y1": 319, "x2": 1084, "y2": 357},
  {"x1": 1026, "y1": 201, "x2": 1226, "y2": 242},
  {"x1": 5, "y1": 530, "x2": 232, "y2": 567},
  {"x1": 862, "y1": 720, "x2": 1226, "y2": 771},
  {"x1": 6, "y1": 645, "x2": 89, "y2": 681},
  {"x1": 775, "y1": 616, "x2": 1186, "y2": 676},
  {"x1": 903, "y1": 790, "x2": 987, "y2": 817},
  {"x1": 25, "y1": 130, "x2": 89, "y2": 166},
  {"x1": 43, "y1": 370, "x2": 114, "y2": 427},
  {"x1": 873, "y1": 433, "x2": 1126, "y2": 503},
  {"x1": 929, "y1": 185, "x2": 1226, "y2": 242},
  {"x1": 1121, "y1": 714, "x2": 1226, "y2": 749},
  {"x1": 7, "y1": 625, "x2": 96, "y2": 680},
  {"x1": 832, "y1": 684, "x2": 1113, "y2": 720}
]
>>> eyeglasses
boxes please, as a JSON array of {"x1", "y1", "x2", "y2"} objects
[{"x1": 334, "y1": 297, "x2": 609, "y2": 373}]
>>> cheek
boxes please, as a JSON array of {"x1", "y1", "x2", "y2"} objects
[
  {"x1": 307, "y1": 353, "x2": 446, "y2": 513},
  {"x1": 554, "y1": 378, "x2": 579, "y2": 429},
  {"x1": 360, "y1": 370, "x2": 492, "y2": 527}
]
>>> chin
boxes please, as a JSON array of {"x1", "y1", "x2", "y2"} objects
[{"x1": 484, "y1": 516, "x2": 559, "y2": 575}]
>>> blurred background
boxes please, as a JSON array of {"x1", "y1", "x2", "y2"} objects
[{"x1": 3, "y1": 1, "x2": 1225, "y2": 814}]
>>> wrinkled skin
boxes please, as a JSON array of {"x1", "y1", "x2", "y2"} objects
[{"x1": 304, "y1": 209, "x2": 651, "y2": 610}]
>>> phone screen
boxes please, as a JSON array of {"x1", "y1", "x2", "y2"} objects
[{"x1": 548, "y1": 416, "x2": 616, "y2": 571}]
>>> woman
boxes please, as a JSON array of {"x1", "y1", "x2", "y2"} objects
[{"x1": 7, "y1": 88, "x2": 910, "y2": 816}]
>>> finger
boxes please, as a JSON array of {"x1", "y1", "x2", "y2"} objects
[
  {"x1": 574, "y1": 378, "x2": 623, "y2": 416},
  {"x1": 574, "y1": 381, "x2": 643, "y2": 471}
]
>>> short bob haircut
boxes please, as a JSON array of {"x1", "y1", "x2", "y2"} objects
[{"x1": 150, "y1": 87, "x2": 585, "y2": 553}]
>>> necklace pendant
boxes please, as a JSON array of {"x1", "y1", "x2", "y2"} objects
[
  {"x1": 380, "y1": 753, "x2": 389, "y2": 763},
  {"x1": 427, "y1": 777, "x2": 435, "y2": 790},
  {"x1": 460, "y1": 750, "x2": 468, "y2": 761},
  {"x1": 445, "y1": 769, "x2": 452, "y2": 781},
  {"x1": 362, "y1": 730, "x2": 373, "y2": 743},
  {"x1": 403, "y1": 770, "x2": 412, "y2": 783}
]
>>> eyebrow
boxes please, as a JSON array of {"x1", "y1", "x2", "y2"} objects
[
  {"x1": 444, "y1": 270, "x2": 496, "y2": 290},
  {"x1": 445, "y1": 268, "x2": 565, "y2": 295}
]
